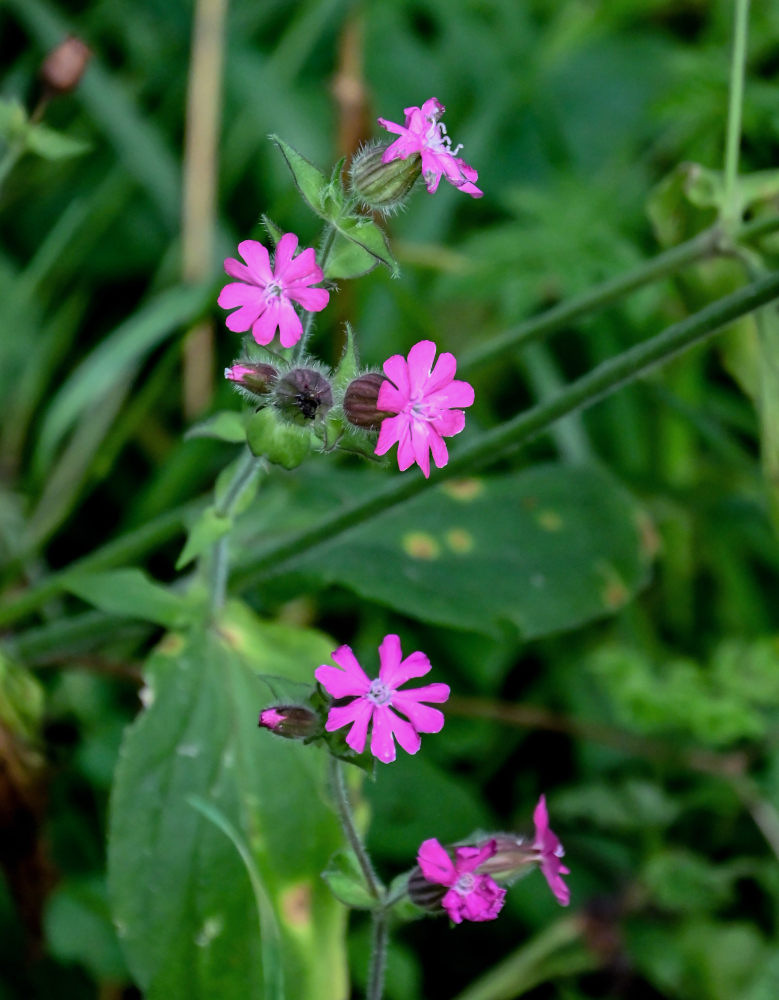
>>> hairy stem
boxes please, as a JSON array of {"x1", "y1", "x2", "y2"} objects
[
  {"x1": 328, "y1": 756, "x2": 383, "y2": 901},
  {"x1": 209, "y1": 448, "x2": 263, "y2": 614},
  {"x1": 366, "y1": 912, "x2": 389, "y2": 1000},
  {"x1": 293, "y1": 224, "x2": 338, "y2": 362}
]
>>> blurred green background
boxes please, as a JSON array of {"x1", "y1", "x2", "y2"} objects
[{"x1": 2, "y1": 0, "x2": 779, "y2": 997}]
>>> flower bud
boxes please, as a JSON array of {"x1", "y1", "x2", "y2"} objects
[
  {"x1": 349, "y1": 142, "x2": 421, "y2": 214},
  {"x1": 225, "y1": 362, "x2": 278, "y2": 396},
  {"x1": 273, "y1": 367, "x2": 333, "y2": 426},
  {"x1": 258, "y1": 705, "x2": 320, "y2": 741},
  {"x1": 472, "y1": 834, "x2": 536, "y2": 882},
  {"x1": 407, "y1": 866, "x2": 447, "y2": 911},
  {"x1": 343, "y1": 373, "x2": 392, "y2": 430},
  {"x1": 40, "y1": 36, "x2": 91, "y2": 96}
]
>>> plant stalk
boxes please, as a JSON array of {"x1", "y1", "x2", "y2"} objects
[
  {"x1": 367, "y1": 911, "x2": 388, "y2": 1000},
  {"x1": 722, "y1": 0, "x2": 751, "y2": 232},
  {"x1": 328, "y1": 756, "x2": 383, "y2": 901},
  {"x1": 209, "y1": 448, "x2": 263, "y2": 614}
]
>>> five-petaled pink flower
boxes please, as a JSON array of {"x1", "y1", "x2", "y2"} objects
[
  {"x1": 314, "y1": 634, "x2": 450, "y2": 764},
  {"x1": 217, "y1": 233, "x2": 329, "y2": 349},
  {"x1": 378, "y1": 98, "x2": 482, "y2": 198},
  {"x1": 533, "y1": 795, "x2": 570, "y2": 906},
  {"x1": 374, "y1": 340, "x2": 475, "y2": 478},
  {"x1": 417, "y1": 838, "x2": 506, "y2": 924}
]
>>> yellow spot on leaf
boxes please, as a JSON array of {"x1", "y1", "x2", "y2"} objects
[
  {"x1": 636, "y1": 510, "x2": 661, "y2": 560},
  {"x1": 281, "y1": 882, "x2": 312, "y2": 928},
  {"x1": 537, "y1": 510, "x2": 563, "y2": 532},
  {"x1": 598, "y1": 563, "x2": 630, "y2": 609},
  {"x1": 441, "y1": 478, "x2": 484, "y2": 502},
  {"x1": 445, "y1": 528, "x2": 474, "y2": 554},
  {"x1": 157, "y1": 633, "x2": 186, "y2": 655},
  {"x1": 402, "y1": 532, "x2": 441, "y2": 559}
]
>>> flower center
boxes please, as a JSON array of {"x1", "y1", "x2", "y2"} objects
[
  {"x1": 367, "y1": 679, "x2": 393, "y2": 706},
  {"x1": 424, "y1": 116, "x2": 463, "y2": 157},
  {"x1": 265, "y1": 280, "x2": 284, "y2": 299},
  {"x1": 453, "y1": 873, "x2": 475, "y2": 896}
]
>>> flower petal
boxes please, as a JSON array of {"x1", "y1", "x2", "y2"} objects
[
  {"x1": 375, "y1": 414, "x2": 405, "y2": 456},
  {"x1": 381, "y1": 354, "x2": 411, "y2": 400},
  {"x1": 417, "y1": 838, "x2": 456, "y2": 886},
  {"x1": 289, "y1": 285, "x2": 329, "y2": 312},
  {"x1": 424, "y1": 350, "x2": 457, "y2": 395},
  {"x1": 406, "y1": 340, "x2": 437, "y2": 396},
  {"x1": 217, "y1": 282, "x2": 263, "y2": 310},
  {"x1": 387, "y1": 711, "x2": 421, "y2": 756},
  {"x1": 376, "y1": 634, "x2": 403, "y2": 683},
  {"x1": 391, "y1": 695, "x2": 446, "y2": 734},
  {"x1": 316, "y1": 644, "x2": 372, "y2": 696},
  {"x1": 272, "y1": 232, "x2": 300, "y2": 276},
  {"x1": 410, "y1": 421, "x2": 432, "y2": 478},
  {"x1": 382, "y1": 647, "x2": 432, "y2": 687},
  {"x1": 369, "y1": 706, "x2": 397, "y2": 763},
  {"x1": 276, "y1": 298, "x2": 303, "y2": 348},
  {"x1": 223, "y1": 257, "x2": 254, "y2": 283},
  {"x1": 238, "y1": 240, "x2": 273, "y2": 285}
]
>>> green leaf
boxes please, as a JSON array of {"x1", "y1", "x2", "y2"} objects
[
  {"x1": 321, "y1": 849, "x2": 376, "y2": 910},
  {"x1": 185, "y1": 411, "x2": 247, "y2": 444},
  {"x1": 175, "y1": 507, "x2": 232, "y2": 570},
  {"x1": 45, "y1": 877, "x2": 127, "y2": 982},
  {"x1": 323, "y1": 232, "x2": 379, "y2": 280},
  {"x1": 26, "y1": 122, "x2": 91, "y2": 160},
  {"x1": 0, "y1": 652, "x2": 45, "y2": 740},
  {"x1": 64, "y1": 568, "x2": 191, "y2": 627},
  {"x1": 0, "y1": 97, "x2": 28, "y2": 141},
  {"x1": 261, "y1": 214, "x2": 284, "y2": 246},
  {"x1": 269, "y1": 134, "x2": 329, "y2": 216},
  {"x1": 298, "y1": 464, "x2": 653, "y2": 638},
  {"x1": 246, "y1": 408, "x2": 312, "y2": 469},
  {"x1": 332, "y1": 214, "x2": 398, "y2": 277},
  {"x1": 108, "y1": 603, "x2": 348, "y2": 1000}
]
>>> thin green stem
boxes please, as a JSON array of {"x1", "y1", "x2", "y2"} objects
[
  {"x1": 230, "y1": 269, "x2": 779, "y2": 592},
  {"x1": 294, "y1": 224, "x2": 338, "y2": 362},
  {"x1": 328, "y1": 756, "x2": 383, "y2": 901},
  {"x1": 209, "y1": 447, "x2": 263, "y2": 614},
  {"x1": 366, "y1": 912, "x2": 388, "y2": 1000},
  {"x1": 722, "y1": 0, "x2": 751, "y2": 231}
]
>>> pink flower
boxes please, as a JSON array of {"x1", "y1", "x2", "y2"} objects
[
  {"x1": 417, "y1": 838, "x2": 506, "y2": 924},
  {"x1": 314, "y1": 634, "x2": 450, "y2": 764},
  {"x1": 533, "y1": 795, "x2": 570, "y2": 906},
  {"x1": 377, "y1": 97, "x2": 482, "y2": 198},
  {"x1": 217, "y1": 233, "x2": 329, "y2": 349},
  {"x1": 374, "y1": 340, "x2": 475, "y2": 478}
]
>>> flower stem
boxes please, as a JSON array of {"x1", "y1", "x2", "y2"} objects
[
  {"x1": 231, "y1": 268, "x2": 779, "y2": 590},
  {"x1": 209, "y1": 447, "x2": 263, "y2": 615},
  {"x1": 366, "y1": 912, "x2": 389, "y2": 1000},
  {"x1": 327, "y1": 756, "x2": 383, "y2": 900},
  {"x1": 293, "y1": 224, "x2": 337, "y2": 362},
  {"x1": 722, "y1": 0, "x2": 751, "y2": 232}
]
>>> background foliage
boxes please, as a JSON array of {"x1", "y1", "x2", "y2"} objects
[{"x1": 2, "y1": 0, "x2": 779, "y2": 998}]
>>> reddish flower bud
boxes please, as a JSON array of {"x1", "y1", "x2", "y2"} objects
[
  {"x1": 273, "y1": 367, "x2": 333, "y2": 425},
  {"x1": 343, "y1": 373, "x2": 392, "y2": 430},
  {"x1": 40, "y1": 36, "x2": 91, "y2": 96},
  {"x1": 224, "y1": 362, "x2": 278, "y2": 396},
  {"x1": 258, "y1": 705, "x2": 320, "y2": 741}
]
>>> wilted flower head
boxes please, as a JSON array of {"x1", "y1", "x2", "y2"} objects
[
  {"x1": 416, "y1": 838, "x2": 506, "y2": 924},
  {"x1": 348, "y1": 141, "x2": 422, "y2": 213},
  {"x1": 273, "y1": 367, "x2": 333, "y2": 425},
  {"x1": 378, "y1": 98, "x2": 482, "y2": 198},
  {"x1": 533, "y1": 795, "x2": 570, "y2": 906},
  {"x1": 217, "y1": 233, "x2": 329, "y2": 349},
  {"x1": 374, "y1": 340, "x2": 475, "y2": 478},
  {"x1": 314, "y1": 634, "x2": 450, "y2": 764}
]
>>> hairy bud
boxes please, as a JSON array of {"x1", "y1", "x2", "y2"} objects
[
  {"x1": 258, "y1": 705, "x2": 320, "y2": 741},
  {"x1": 273, "y1": 367, "x2": 333, "y2": 425},
  {"x1": 349, "y1": 143, "x2": 421, "y2": 214},
  {"x1": 407, "y1": 866, "x2": 447, "y2": 911},
  {"x1": 224, "y1": 362, "x2": 279, "y2": 396},
  {"x1": 343, "y1": 373, "x2": 392, "y2": 430}
]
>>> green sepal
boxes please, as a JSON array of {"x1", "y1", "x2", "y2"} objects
[
  {"x1": 260, "y1": 214, "x2": 284, "y2": 246},
  {"x1": 321, "y1": 849, "x2": 378, "y2": 910},
  {"x1": 332, "y1": 323, "x2": 360, "y2": 394},
  {"x1": 246, "y1": 407, "x2": 312, "y2": 469}
]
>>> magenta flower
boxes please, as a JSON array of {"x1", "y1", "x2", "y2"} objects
[
  {"x1": 533, "y1": 795, "x2": 570, "y2": 906},
  {"x1": 217, "y1": 233, "x2": 329, "y2": 349},
  {"x1": 314, "y1": 634, "x2": 450, "y2": 764},
  {"x1": 374, "y1": 340, "x2": 475, "y2": 478},
  {"x1": 417, "y1": 838, "x2": 506, "y2": 924},
  {"x1": 377, "y1": 97, "x2": 482, "y2": 198}
]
